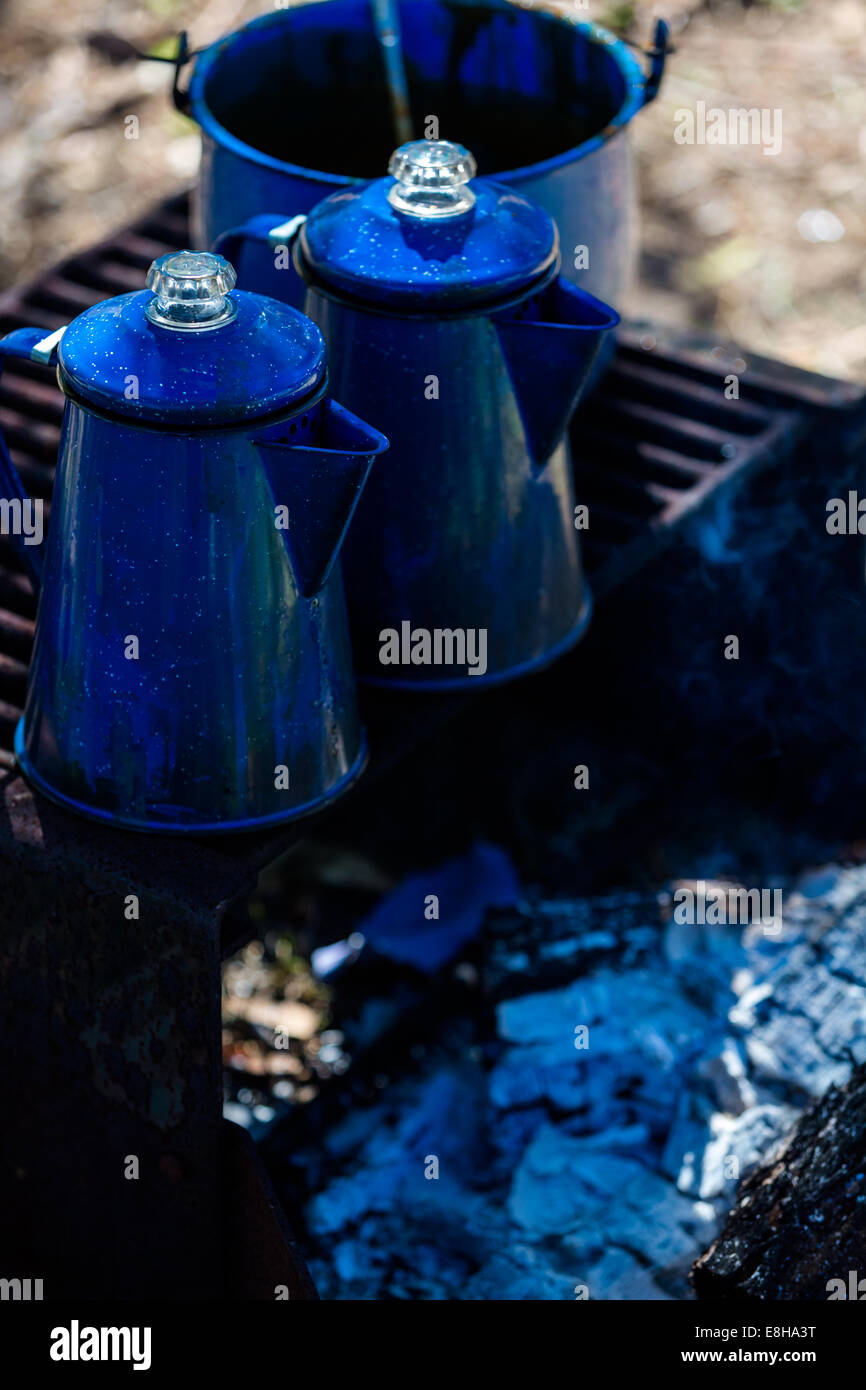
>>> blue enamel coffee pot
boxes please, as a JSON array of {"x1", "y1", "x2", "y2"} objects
[
  {"x1": 0, "y1": 251, "x2": 388, "y2": 832},
  {"x1": 218, "y1": 142, "x2": 618, "y2": 688}
]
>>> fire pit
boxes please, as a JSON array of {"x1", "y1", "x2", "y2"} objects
[{"x1": 1, "y1": 192, "x2": 865, "y2": 1302}]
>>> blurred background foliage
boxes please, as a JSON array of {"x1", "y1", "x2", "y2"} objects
[{"x1": 0, "y1": 0, "x2": 861, "y2": 377}]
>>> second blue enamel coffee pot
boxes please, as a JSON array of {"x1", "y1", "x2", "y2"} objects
[{"x1": 217, "y1": 140, "x2": 619, "y2": 688}]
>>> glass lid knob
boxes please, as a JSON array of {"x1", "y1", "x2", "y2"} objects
[
  {"x1": 145, "y1": 250, "x2": 238, "y2": 330},
  {"x1": 387, "y1": 140, "x2": 477, "y2": 218}
]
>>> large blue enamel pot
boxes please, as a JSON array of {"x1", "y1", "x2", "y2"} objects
[
  {"x1": 181, "y1": 0, "x2": 667, "y2": 312},
  {"x1": 0, "y1": 252, "x2": 388, "y2": 833}
]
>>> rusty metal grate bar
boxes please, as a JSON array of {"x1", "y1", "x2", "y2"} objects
[{"x1": 572, "y1": 340, "x2": 803, "y2": 595}]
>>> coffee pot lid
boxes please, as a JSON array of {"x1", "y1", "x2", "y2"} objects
[
  {"x1": 57, "y1": 251, "x2": 327, "y2": 426},
  {"x1": 297, "y1": 140, "x2": 559, "y2": 311}
]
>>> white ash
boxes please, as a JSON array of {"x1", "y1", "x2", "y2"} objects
[{"x1": 298, "y1": 864, "x2": 866, "y2": 1300}]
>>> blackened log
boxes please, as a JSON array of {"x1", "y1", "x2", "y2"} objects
[{"x1": 691, "y1": 1062, "x2": 866, "y2": 1300}]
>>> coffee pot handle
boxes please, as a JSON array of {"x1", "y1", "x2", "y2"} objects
[
  {"x1": 640, "y1": 19, "x2": 670, "y2": 106},
  {"x1": 169, "y1": 31, "x2": 193, "y2": 114},
  {"x1": 212, "y1": 214, "x2": 307, "y2": 290},
  {"x1": 0, "y1": 326, "x2": 64, "y2": 593}
]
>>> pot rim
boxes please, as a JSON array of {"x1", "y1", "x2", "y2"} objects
[
  {"x1": 188, "y1": 4, "x2": 649, "y2": 187},
  {"x1": 56, "y1": 367, "x2": 330, "y2": 435}
]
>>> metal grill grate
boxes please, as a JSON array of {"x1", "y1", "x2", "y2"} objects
[{"x1": 573, "y1": 337, "x2": 802, "y2": 594}]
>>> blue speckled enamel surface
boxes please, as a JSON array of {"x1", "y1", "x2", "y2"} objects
[
  {"x1": 57, "y1": 289, "x2": 327, "y2": 426},
  {"x1": 16, "y1": 404, "x2": 369, "y2": 832},
  {"x1": 305, "y1": 275, "x2": 618, "y2": 688},
  {"x1": 298, "y1": 178, "x2": 557, "y2": 310},
  {"x1": 0, "y1": 288, "x2": 389, "y2": 833}
]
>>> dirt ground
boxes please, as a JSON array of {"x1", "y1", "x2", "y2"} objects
[{"x1": 0, "y1": 0, "x2": 861, "y2": 379}]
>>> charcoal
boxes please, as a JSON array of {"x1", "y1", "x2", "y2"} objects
[
  {"x1": 696, "y1": 1037, "x2": 757, "y2": 1115},
  {"x1": 496, "y1": 968, "x2": 711, "y2": 1054},
  {"x1": 291, "y1": 862, "x2": 866, "y2": 1299},
  {"x1": 665, "y1": 1097, "x2": 799, "y2": 1201},
  {"x1": 583, "y1": 1248, "x2": 675, "y2": 1301},
  {"x1": 482, "y1": 895, "x2": 662, "y2": 1000},
  {"x1": 491, "y1": 968, "x2": 711, "y2": 1121},
  {"x1": 508, "y1": 1125, "x2": 649, "y2": 1236},
  {"x1": 507, "y1": 1125, "x2": 717, "y2": 1296},
  {"x1": 743, "y1": 1013, "x2": 851, "y2": 1097},
  {"x1": 463, "y1": 1247, "x2": 577, "y2": 1302}
]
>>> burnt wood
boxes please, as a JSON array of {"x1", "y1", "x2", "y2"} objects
[{"x1": 692, "y1": 1063, "x2": 866, "y2": 1301}]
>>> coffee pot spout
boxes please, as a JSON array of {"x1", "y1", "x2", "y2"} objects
[
  {"x1": 494, "y1": 281, "x2": 619, "y2": 467},
  {"x1": 254, "y1": 399, "x2": 388, "y2": 597}
]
